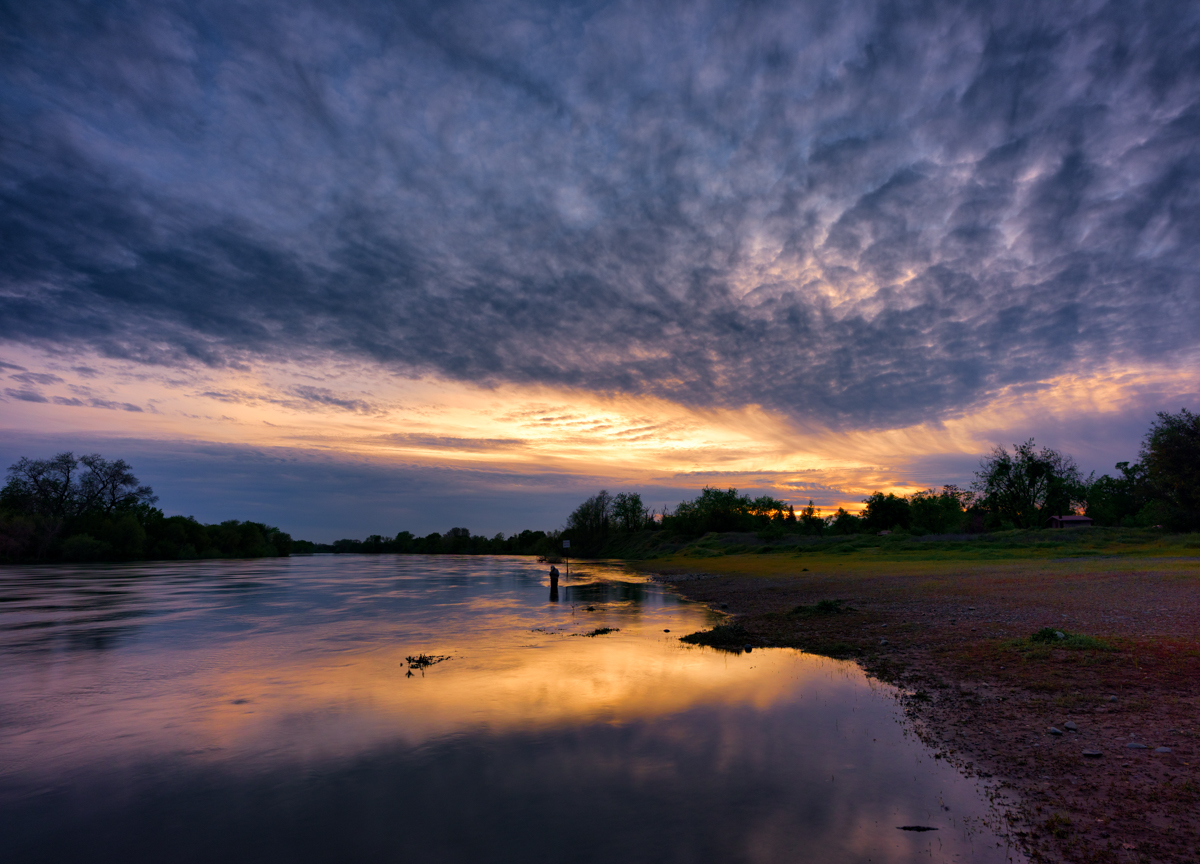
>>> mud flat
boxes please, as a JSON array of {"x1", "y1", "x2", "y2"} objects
[{"x1": 644, "y1": 549, "x2": 1200, "y2": 864}]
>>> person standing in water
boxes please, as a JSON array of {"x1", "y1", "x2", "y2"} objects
[{"x1": 549, "y1": 565, "x2": 559, "y2": 602}]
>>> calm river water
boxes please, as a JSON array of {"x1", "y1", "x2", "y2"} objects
[{"x1": 0, "y1": 555, "x2": 1022, "y2": 863}]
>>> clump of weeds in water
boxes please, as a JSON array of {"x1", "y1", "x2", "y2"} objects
[
  {"x1": 1027, "y1": 628, "x2": 1114, "y2": 651},
  {"x1": 580, "y1": 627, "x2": 620, "y2": 637},
  {"x1": 679, "y1": 622, "x2": 749, "y2": 650},
  {"x1": 405, "y1": 653, "x2": 451, "y2": 677},
  {"x1": 790, "y1": 598, "x2": 852, "y2": 616}
]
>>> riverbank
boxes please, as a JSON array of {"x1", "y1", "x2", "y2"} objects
[{"x1": 638, "y1": 546, "x2": 1200, "y2": 864}]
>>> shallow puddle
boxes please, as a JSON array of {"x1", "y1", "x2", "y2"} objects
[{"x1": 0, "y1": 555, "x2": 1023, "y2": 862}]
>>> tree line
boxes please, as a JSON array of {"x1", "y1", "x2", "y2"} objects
[
  {"x1": 562, "y1": 409, "x2": 1200, "y2": 551},
  {"x1": 1, "y1": 452, "x2": 293, "y2": 563},
  {"x1": 315, "y1": 527, "x2": 556, "y2": 557},
  {"x1": 4, "y1": 409, "x2": 1193, "y2": 564}
]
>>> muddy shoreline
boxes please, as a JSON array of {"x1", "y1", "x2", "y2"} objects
[{"x1": 642, "y1": 560, "x2": 1200, "y2": 864}]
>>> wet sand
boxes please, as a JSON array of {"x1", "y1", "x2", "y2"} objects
[{"x1": 641, "y1": 554, "x2": 1200, "y2": 864}]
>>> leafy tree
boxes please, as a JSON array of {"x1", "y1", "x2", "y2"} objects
[
  {"x1": 665, "y1": 487, "x2": 792, "y2": 535},
  {"x1": 611, "y1": 492, "x2": 649, "y2": 533},
  {"x1": 860, "y1": 492, "x2": 912, "y2": 533},
  {"x1": 827, "y1": 508, "x2": 861, "y2": 535},
  {"x1": 748, "y1": 495, "x2": 789, "y2": 523},
  {"x1": 908, "y1": 486, "x2": 972, "y2": 534},
  {"x1": 2, "y1": 453, "x2": 157, "y2": 519},
  {"x1": 972, "y1": 440, "x2": 1084, "y2": 529},
  {"x1": 2, "y1": 452, "x2": 83, "y2": 519},
  {"x1": 798, "y1": 500, "x2": 824, "y2": 535},
  {"x1": 442, "y1": 526, "x2": 473, "y2": 553},
  {"x1": 1, "y1": 452, "x2": 294, "y2": 563},
  {"x1": 567, "y1": 490, "x2": 613, "y2": 549},
  {"x1": 1084, "y1": 461, "x2": 1150, "y2": 527},
  {"x1": 1139, "y1": 409, "x2": 1200, "y2": 530}
]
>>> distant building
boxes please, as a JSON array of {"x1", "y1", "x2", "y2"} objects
[{"x1": 1047, "y1": 515, "x2": 1093, "y2": 529}]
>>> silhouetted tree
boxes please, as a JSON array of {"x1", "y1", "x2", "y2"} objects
[
  {"x1": 798, "y1": 500, "x2": 824, "y2": 535},
  {"x1": 827, "y1": 507, "x2": 861, "y2": 535},
  {"x1": 2, "y1": 452, "x2": 157, "y2": 519},
  {"x1": 859, "y1": 492, "x2": 912, "y2": 533},
  {"x1": 611, "y1": 492, "x2": 648, "y2": 533},
  {"x1": 1, "y1": 452, "x2": 292, "y2": 563},
  {"x1": 1139, "y1": 409, "x2": 1200, "y2": 530},
  {"x1": 972, "y1": 440, "x2": 1084, "y2": 529},
  {"x1": 567, "y1": 491, "x2": 613, "y2": 549},
  {"x1": 908, "y1": 486, "x2": 972, "y2": 534},
  {"x1": 1084, "y1": 461, "x2": 1150, "y2": 526}
]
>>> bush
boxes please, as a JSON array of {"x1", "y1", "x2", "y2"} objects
[
  {"x1": 60, "y1": 534, "x2": 110, "y2": 562},
  {"x1": 1028, "y1": 628, "x2": 1112, "y2": 650}
]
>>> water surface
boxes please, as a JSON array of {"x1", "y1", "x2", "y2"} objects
[{"x1": 0, "y1": 555, "x2": 1021, "y2": 863}]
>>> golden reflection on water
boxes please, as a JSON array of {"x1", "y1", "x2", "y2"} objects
[
  {"x1": 0, "y1": 557, "x2": 881, "y2": 777},
  {"x1": 0, "y1": 557, "x2": 1024, "y2": 864},
  {"x1": 199, "y1": 636, "x2": 854, "y2": 756},
  {"x1": 6, "y1": 597, "x2": 857, "y2": 770}
]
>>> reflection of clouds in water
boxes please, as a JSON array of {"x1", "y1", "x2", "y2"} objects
[
  {"x1": 0, "y1": 556, "x2": 1017, "y2": 862},
  {"x1": 3, "y1": 682, "x2": 1015, "y2": 863}
]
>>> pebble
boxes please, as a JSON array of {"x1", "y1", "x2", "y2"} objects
[
  {"x1": 1125, "y1": 742, "x2": 1148, "y2": 749},
  {"x1": 663, "y1": 629, "x2": 670, "y2": 633},
  {"x1": 880, "y1": 638, "x2": 889, "y2": 645},
  {"x1": 1107, "y1": 695, "x2": 1117, "y2": 702},
  {"x1": 1064, "y1": 721, "x2": 1078, "y2": 731},
  {"x1": 1049, "y1": 727, "x2": 1064, "y2": 736},
  {"x1": 1155, "y1": 747, "x2": 1172, "y2": 754},
  {"x1": 743, "y1": 644, "x2": 753, "y2": 653},
  {"x1": 1082, "y1": 750, "x2": 1103, "y2": 758}
]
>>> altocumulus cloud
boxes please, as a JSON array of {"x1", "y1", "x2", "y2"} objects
[{"x1": 2, "y1": 0, "x2": 1198, "y2": 428}]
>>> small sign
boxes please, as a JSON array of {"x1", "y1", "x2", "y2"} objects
[{"x1": 562, "y1": 540, "x2": 570, "y2": 549}]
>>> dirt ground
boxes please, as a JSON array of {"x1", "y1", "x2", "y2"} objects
[{"x1": 640, "y1": 554, "x2": 1200, "y2": 864}]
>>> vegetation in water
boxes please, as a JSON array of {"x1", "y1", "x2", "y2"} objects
[
  {"x1": 679, "y1": 622, "x2": 749, "y2": 650},
  {"x1": 580, "y1": 627, "x2": 620, "y2": 637}
]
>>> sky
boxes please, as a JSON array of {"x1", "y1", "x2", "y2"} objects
[{"x1": 2, "y1": 0, "x2": 1198, "y2": 541}]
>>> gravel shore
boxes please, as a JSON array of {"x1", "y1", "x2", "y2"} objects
[{"x1": 644, "y1": 554, "x2": 1200, "y2": 864}]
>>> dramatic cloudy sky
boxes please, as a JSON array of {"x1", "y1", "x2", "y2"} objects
[{"x1": 2, "y1": 0, "x2": 1198, "y2": 539}]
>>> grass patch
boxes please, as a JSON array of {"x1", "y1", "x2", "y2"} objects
[
  {"x1": 1028, "y1": 627, "x2": 1114, "y2": 651},
  {"x1": 1043, "y1": 813, "x2": 1072, "y2": 839},
  {"x1": 791, "y1": 598, "x2": 852, "y2": 616},
  {"x1": 648, "y1": 526, "x2": 1189, "y2": 567},
  {"x1": 680, "y1": 622, "x2": 749, "y2": 650},
  {"x1": 799, "y1": 640, "x2": 860, "y2": 659}
]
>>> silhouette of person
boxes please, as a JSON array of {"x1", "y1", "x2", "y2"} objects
[{"x1": 549, "y1": 565, "x2": 560, "y2": 602}]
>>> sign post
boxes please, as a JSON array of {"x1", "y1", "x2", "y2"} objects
[{"x1": 562, "y1": 540, "x2": 570, "y2": 578}]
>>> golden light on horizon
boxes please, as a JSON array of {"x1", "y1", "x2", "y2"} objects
[{"x1": 2, "y1": 341, "x2": 1197, "y2": 518}]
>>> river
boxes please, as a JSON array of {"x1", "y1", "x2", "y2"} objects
[{"x1": 0, "y1": 555, "x2": 1022, "y2": 863}]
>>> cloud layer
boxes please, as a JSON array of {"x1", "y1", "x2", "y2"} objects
[{"x1": 3, "y1": 0, "x2": 1198, "y2": 429}]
